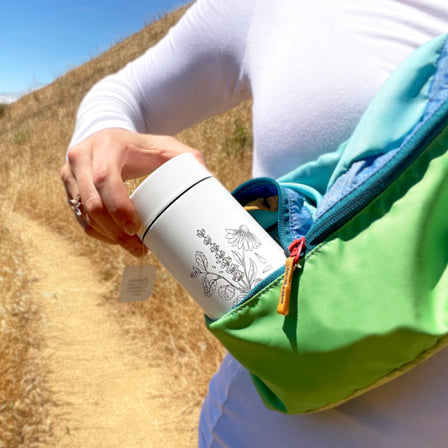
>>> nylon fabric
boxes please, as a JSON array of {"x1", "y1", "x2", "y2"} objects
[
  {"x1": 209, "y1": 124, "x2": 448, "y2": 412},
  {"x1": 327, "y1": 34, "x2": 445, "y2": 186},
  {"x1": 207, "y1": 33, "x2": 448, "y2": 414}
]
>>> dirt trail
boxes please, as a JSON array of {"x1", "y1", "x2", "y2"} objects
[{"x1": 19, "y1": 216, "x2": 197, "y2": 447}]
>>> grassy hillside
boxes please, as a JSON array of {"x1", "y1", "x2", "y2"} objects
[{"x1": 0, "y1": 4, "x2": 252, "y2": 446}]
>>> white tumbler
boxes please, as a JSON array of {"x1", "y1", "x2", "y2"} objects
[{"x1": 130, "y1": 153, "x2": 286, "y2": 320}]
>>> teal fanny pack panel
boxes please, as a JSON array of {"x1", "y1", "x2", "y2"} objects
[{"x1": 206, "y1": 34, "x2": 448, "y2": 414}]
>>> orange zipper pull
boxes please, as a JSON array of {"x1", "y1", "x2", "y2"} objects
[{"x1": 277, "y1": 237, "x2": 306, "y2": 316}]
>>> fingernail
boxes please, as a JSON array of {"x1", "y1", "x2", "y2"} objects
[
  {"x1": 124, "y1": 221, "x2": 136, "y2": 236},
  {"x1": 133, "y1": 245, "x2": 147, "y2": 258}
]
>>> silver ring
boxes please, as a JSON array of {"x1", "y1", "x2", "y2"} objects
[{"x1": 68, "y1": 195, "x2": 83, "y2": 216}]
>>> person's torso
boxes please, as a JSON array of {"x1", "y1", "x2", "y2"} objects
[{"x1": 245, "y1": 0, "x2": 448, "y2": 178}]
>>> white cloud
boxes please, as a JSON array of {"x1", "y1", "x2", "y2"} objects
[
  {"x1": 0, "y1": 88, "x2": 37, "y2": 104},
  {"x1": 0, "y1": 92, "x2": 21, "y2": 104}
]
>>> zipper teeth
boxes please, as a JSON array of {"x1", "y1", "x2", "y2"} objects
[
  {"x1": 306, "y1": 169, "x2": 394, "y2": 245},
  {"x1": 307, "y1": 103, "x2": 448, "y2": 247}
]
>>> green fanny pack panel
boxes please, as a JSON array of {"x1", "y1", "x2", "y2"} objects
[{"x1": 206, "y1": 34, "x2": 448, "y2": 414}]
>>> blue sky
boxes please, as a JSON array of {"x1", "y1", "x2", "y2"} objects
[{"x1": 1, "y1": 0, "x2": 187, "y2": 95}]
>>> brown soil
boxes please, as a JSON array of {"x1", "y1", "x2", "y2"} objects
[{"x1": 20, "y1": 216, "x2": 198, "y2": 447}]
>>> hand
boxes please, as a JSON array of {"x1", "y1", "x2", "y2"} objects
[{"x1": 61, "y1": 128, "x2": 205, "y2": 257}]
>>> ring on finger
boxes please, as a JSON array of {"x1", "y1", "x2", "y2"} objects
[{"x1": 68, "y1": 195, "x2": 83, "y2": 217}]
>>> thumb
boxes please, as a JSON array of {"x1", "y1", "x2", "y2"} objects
[{"x1": 122, "y1": 135, "x2": 205, "y2": 179}]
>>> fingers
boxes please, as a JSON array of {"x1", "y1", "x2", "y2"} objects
[
  {"x1": 61, "y1": 163, "x2": 118, "y2": 243},
  {"x1": 121, "y1": 134, "x2": 206, "y2": 179},
  {"x1": 69, "y1": 131, "x2": 143, "y2": 231},
  {"x1": 62, "y1": 129, "x2": 204, "y2": 258},
  {"x1": 90, "y1": 160, "x2": 142, "y2": 236},
  {"x1": 61, "y1": 156, "x2": 147, "y2": 257},
  {"x1": 87, "y1": 164, "x2": 148, "y2": 257}
]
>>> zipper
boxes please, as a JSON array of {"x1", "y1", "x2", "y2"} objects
[
  {"x1": 306, "y1": 100, "x2": 448, "y2": 247},
  {"x1": 275, "y1": 100, "x2": 448, "y2": 316},
  {"x1": 277, "y1": 85, "x2": 448, "y2": 316},
  {"x1": 277, "y1": 237, "x2": 306, "y2": 315}
]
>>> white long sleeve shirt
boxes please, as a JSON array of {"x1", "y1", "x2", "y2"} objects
[{"x1": 71, "y1": 0, "x2": 448, "y2": 179}]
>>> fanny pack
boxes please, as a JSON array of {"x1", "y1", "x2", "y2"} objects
[{"x1": 205, "y1": 34, "x2": 448, "y2": 414}]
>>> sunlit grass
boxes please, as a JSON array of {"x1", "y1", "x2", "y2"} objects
[
  {"x1": 0, "y1": 201, "x2": 48, "y2": 447},
  {"x1": 0, "y1": 3, "x2": 253, "y2": 445}
]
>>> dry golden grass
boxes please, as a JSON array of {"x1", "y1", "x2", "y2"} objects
[
  {"x1": 0, "y1": 3, "x2": 253, "y2": 444},
  {"x1": 0, "y1": 202, "x2": 48, "y2": 447}
]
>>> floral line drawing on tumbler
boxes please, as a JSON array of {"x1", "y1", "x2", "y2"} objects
[{"x1": 191, "y1": 226, "x2": 273, "y2": 306}]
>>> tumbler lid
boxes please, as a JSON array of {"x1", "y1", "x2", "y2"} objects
[{"x1": 130, "y1": 153, "x2": 212, "y2": 239}]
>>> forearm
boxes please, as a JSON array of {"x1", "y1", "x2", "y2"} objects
[
  {"x1": 69, "y1": 0, "x2": 252, "y2": 150},
  {"x1": 63, "y1": 0, "x2": 253, "y2": 256},
  {"x1": 69, "y1": 72, "x2": 147, "y2": 148}
]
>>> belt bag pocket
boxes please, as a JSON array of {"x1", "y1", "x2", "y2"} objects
[{"x1": 206, "y1": 34, "x2": 448, "y2": 414}]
